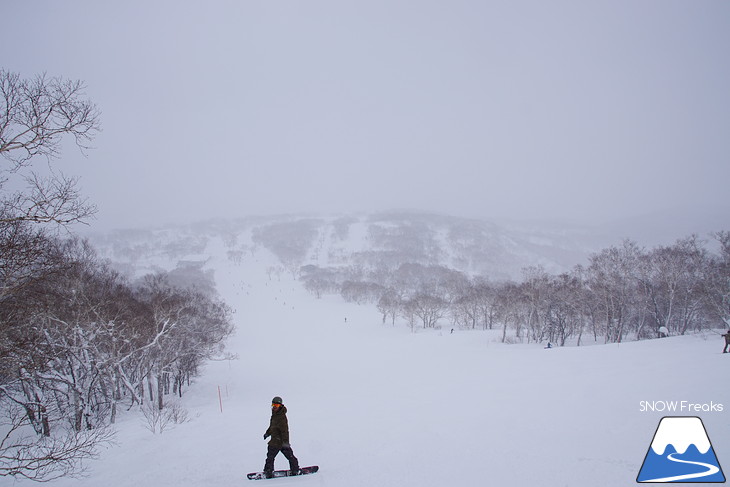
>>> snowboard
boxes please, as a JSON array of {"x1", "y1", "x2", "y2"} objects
[{"x1": 247, "y1": 466, "x2": 319, "y2": 480}]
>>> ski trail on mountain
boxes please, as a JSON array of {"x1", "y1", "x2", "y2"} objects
[{"x1": 640, "y1": 453, "x2": 720, "y2": 483}]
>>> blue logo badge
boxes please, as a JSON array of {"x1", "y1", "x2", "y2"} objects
[{"x1": 637, "y1": 416, "x2": 725, "y2": 483}]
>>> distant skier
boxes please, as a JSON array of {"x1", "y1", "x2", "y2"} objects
[
  {"x1": 722, "y1": 330, "x2": 730, "y2": 353},
  {"x1": 263, "y1": 396, "x2": 299, "y2": 478},
  {"x1": 544, "y1": 342, "x2": 552, "y2": 349}
]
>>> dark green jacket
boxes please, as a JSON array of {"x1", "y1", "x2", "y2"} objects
[{"x1": 265, "y1": 406, "x2": 290, "y2": 448}]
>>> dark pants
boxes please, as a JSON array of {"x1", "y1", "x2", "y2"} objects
[{"x1": 264, "y1": 445, "x2": 299, "y2": 474}]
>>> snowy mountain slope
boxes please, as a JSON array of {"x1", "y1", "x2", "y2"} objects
[
  {"x1": 15, "y1": 232, "x2": 728, "y2": 487},
  {"x1": 87, "y1": 211, "x2": 614, "y2": 282}
]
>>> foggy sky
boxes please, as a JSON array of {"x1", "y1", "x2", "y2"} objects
[{"x1": 2, "y1": 1, "x2": 729, "y2": 231}]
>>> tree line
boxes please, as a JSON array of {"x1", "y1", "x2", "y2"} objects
[
  {"x1": 0, "y1": 233, "x2": 233, "y2": 480},
  {"x1": 0, "y1": 68, "x2": 233, "y2": 481},
  {"x1": 301, "y1": 234, "x2": 730, "y2": 344}
]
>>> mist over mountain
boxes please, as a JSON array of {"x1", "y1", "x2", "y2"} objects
[{"x1": 85, "y1": 210, "x2": 726, "y2": 282}]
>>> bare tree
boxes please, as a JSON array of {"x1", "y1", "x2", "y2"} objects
[
  {"x1": 0, "y1": 401, "x2": 114, "y2": 482},
  {"x1": 1, "y1": 172, "x2": 95, "y2": 226},
  {"x1": 0, "y1": 69, "x2": 99, "y2": 228},
  {"x1": 0, "y1": 218, "x2": 63, "y2": 300},
  {"x1": 705, "y1": 231, "x2": 730, "y2": 328},
  {"x1": 0, "y1": 71, "x2": 102, "y2": 479},
  {"x1": 376, "y1": 288, "x2": 402, "y2": 326},
  {"x1": 495, "y1": 283, "x2": 523, "y2": 343},
  {"x1": 450, "y1": 283, "x2": 480, "y2": 329},
  {"x1": 544, "y1": 274, "x2": 583, "y2": 346},
  {"x1": 475, "y1": 281, "x2": 500, "y2": 331},
  {"x1": 408, "y1": 293, "x2": 447, "y2": 329},
  {"x1": 1, "y1": 70, "x2": 100, "y2": 168},
  {"x1": 585, "y1": 240, "x2": 643, "y2": 343},
  {"x1": 521, "y1": 266, "x2": 550, "y2": 343}
]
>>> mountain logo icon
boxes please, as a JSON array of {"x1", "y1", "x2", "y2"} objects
[{"x1": 637, "y1": 416, "x2": 725, "y2": 483}]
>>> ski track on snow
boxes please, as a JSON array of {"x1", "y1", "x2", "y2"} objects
[{"x1": 640, "y1": 453, "x2": 720, "y2": 483}]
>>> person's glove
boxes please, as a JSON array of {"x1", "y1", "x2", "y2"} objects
[
  {"x1": 264, "y1": 433, "x2": 270, "y2": 440},
  {"x1": 282, "y1": 442, "x2": 290, "y2": 448}
]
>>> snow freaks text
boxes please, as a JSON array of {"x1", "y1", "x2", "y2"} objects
[{"x1": 639, "y1": 401, "x2": 724, "y2": 413}]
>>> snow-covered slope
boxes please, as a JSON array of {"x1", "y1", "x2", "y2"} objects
[
  {"x1": 16, "y1": 232, "x2": 727, "y2": 487},
  {"x1": 87, "y1": 212, "x2": 612, "y2": 282}
]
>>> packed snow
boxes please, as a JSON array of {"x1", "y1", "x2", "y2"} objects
[{"x1": 6, "y1": 235, "x2": 728, "y2": 487}]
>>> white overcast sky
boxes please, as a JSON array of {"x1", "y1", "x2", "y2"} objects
[{"x1": 2, "y1": 1, "x2": 729, "y2": 230}]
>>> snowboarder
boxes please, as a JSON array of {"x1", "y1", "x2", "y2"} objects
[
  {"x1": 263, "y1": 396, "x2": 299, "y2": 478},
  {"x1": 722, "y1": 330, "x2": 730, "y2": 353}
]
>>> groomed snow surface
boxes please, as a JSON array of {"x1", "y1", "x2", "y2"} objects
[{"x1": 8, "y1": 238, "x2": 729, "y2": 487}]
